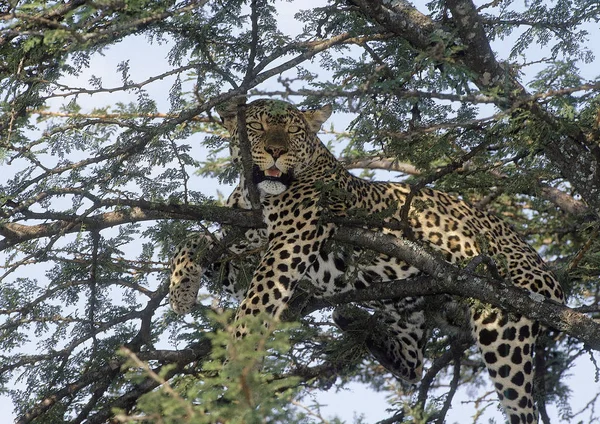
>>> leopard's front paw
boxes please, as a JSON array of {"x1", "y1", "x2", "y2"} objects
[{"x1": 169, "y1": 235, "x2": 210, "y2": 315}]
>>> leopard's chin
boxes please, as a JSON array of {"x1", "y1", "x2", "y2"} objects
[
  {"x1": 252, "y1": 165, "x2": 293, "y2": 195},
  {"x1": 257, "y1": 180, "x2": 287, "y2": 195}
]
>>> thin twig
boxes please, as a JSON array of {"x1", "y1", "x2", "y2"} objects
[{"x1": 435, "y1": 352, "x2": 462, "y2": 424}]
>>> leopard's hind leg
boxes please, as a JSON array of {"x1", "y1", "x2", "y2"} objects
[
  {"x1": 471, "y1": 307, "x2": 539, "y2": 424},
  {"x1": 334, "y1": 297, "x2": 427, "y2": 383}
]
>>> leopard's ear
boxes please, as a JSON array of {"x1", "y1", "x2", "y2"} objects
[
  {"x1": 302, "y1": 104, "x2": 332, "y2": 133},
  {"x1": 215, "y1": 95, "x2": 248, "y2": 130}
]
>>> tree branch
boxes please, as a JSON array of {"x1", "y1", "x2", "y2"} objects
[
  {"x1": 0, "y1": 201, "x2": 264, "y2": 250},
  {"x1": 326, "y1": 227, "x2": 600, "y2": 350}
]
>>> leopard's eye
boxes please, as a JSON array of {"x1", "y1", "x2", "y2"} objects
[
  {"x1": 288, "y1": 125, "x2": 302, "y2": 134},
  {"x1": 247, "y1": 122, "x2": 264, "y2": 131}
]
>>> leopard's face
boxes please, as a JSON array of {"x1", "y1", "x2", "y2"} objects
[{"x1": 218, "y1": 99, "x2": 332, "y2": 195}]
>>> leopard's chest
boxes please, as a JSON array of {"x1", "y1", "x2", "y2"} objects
[{"x1": 261, "y1": 182, "x2": 324, "y2": 232}]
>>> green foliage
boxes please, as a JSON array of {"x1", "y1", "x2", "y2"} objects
[{"x1": 116, "y1": 312, "x2": 311, "y2": 423}]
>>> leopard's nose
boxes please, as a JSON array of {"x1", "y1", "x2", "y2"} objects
[{"x1": 265, "y1": 145, "x2": 288, "y2": 159}]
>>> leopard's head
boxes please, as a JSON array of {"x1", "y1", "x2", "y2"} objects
[{"x1": 217, "y1": 98, "x2": 332, "y2": 195}]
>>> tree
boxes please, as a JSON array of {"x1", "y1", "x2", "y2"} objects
[{"x1": 1, "y1": 0, "x2": 600, "y2": 422}]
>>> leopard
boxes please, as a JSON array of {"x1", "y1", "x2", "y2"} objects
[{"x1": 169, "y1": 98, "x2": 565, "y2": 424}]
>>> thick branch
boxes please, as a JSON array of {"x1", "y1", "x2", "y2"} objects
[
  {"x1": 347, "y1": 0, "x2": 436, "y2": 51},
  {"x1": 0, "y1": 201, "x2": 264, "y2": 250},
  {"x1": 329, "y1": 227, "x2": 600, "y2": 349},
  {"x1": 444, "y1": 0, "x2": 513, "y2": 91}
]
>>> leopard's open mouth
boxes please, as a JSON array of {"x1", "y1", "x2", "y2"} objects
[
  {"x1": 252, "y1": 165, "x2": 293, "y2": 186},
  {"x1": 264, "y1": 166, "x2": 282, "y2": 179}
]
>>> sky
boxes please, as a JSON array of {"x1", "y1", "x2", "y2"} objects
[{"x1": 2, "y1": 0, "x2": 600, "y2": 423}]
